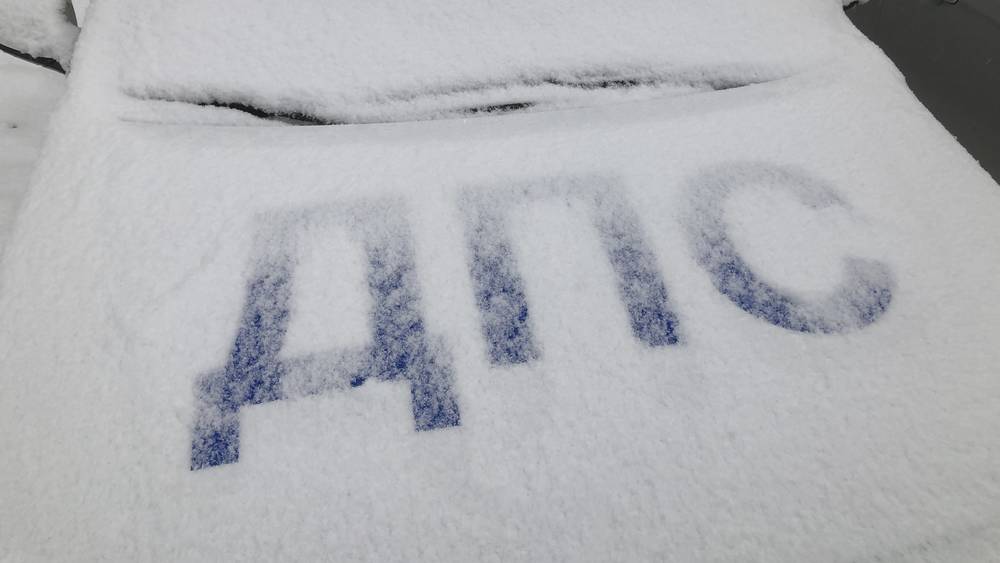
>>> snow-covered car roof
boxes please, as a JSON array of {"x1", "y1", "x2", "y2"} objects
[{"x1": 3, "y1": 1, "x2": 1000, "y2": 561}]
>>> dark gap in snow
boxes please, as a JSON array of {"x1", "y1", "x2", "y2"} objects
[
  {"x1": 126, "y1": 69, "x2": 776, "y2": 126},
  {"x1": 539, "y1": 75, "x2": 756, "y2": 92},
  {"x1": 186, "y1": 98, "x2": 333, "y2": 125},
  {"x1": 0, "y1": 43, "x2": 67, "y2": 74},
  {"x1": 462, "y1": 101, "x2": 535, "y2": 115}
]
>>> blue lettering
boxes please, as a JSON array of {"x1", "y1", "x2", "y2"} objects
[
  {"x1": 191, "y1": 204, "x2": 460, "y2": 470},
  {"x1": 463, "y1": 179, "x2": 680, "y2": 366},
  {"x1": 685, "y1": 163, "x2": 893, "y2": 333}
]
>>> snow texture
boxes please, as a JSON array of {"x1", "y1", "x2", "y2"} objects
[
  {"x1": 71, "y1": 0, "x2": 89, "y2": 23},
  {"x1": 0, "y1": 0, "x2": 78, "y2": 69},
  {"x1": 2, "y1": 0, "x2": 1000, "y2": 561},
  {"x1": 684, "y1": 162, "x2": 893, "y2": 334},
  {"x1": 0, "y1": 58, "x2": 64, "y2": 255},
  {"x1": 190, "y1": 201, "x2": 461, "y2": 470},
  {"x1": 113, "y1": 0, "x2": 858, "y2": 124}
]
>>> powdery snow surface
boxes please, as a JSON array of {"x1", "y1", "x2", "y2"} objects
[
  {"x1": 114, "y1": 0, "x2": 861, "y2": 124},
  {"x1": 0, "y1": 0, "x2": 78, "y2": 68},
  {"x1": 2, "y1": 0, "x2": 1000, "y2": 561},
  {"x1": 71, "y1": 0, "x2": 89, "y2": 23},
  {"x1": 0, "y1": 58, "x2": 65, "y2": 254}
]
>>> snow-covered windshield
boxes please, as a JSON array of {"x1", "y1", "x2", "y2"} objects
[{"x1": 105, "y1": 0, "x2": 859, "y2": 124}]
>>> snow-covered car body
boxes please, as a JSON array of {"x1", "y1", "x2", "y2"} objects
[{"x1": 2, "y1": 1, "x2": 1000, "y2": 561}]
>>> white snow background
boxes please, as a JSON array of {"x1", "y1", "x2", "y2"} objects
[
  {"x1": 1, "y1": 0, "x2": 999, "y2": 562},
  {"x1": 0, "y1": 0, "x2": 89, "y2": 255},
  {"x1": 0, "y1": 58, "x2": 64, "y2": 254},
  {"x1": 0, "y1": 0, "x2": 78, "y2": 68}
]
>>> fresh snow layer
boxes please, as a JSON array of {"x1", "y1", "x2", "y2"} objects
[
  {"x1": 2, "y1": 1, "x2": 1000, "y2": 562},
  {"x1": 71, "y1": 0, "x2": 89, "y2": 24},
  {"x1": 113, "y1": 0, "x2": 860, "y2": 123},
  {"x1": 0, "y1": 0, "x2": 78, "y2": 69},
  {"x1": 0, "y1": 57, "x2": 65, "y2": 255}
]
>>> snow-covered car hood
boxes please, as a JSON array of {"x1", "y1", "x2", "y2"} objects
[{"x1": 3, "y1": 1, "x2": 1000, "y2": 561}]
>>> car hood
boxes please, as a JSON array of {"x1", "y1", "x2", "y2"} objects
[{"x1": 3, "y1": 1, "x2": 1000, "y2": 561}]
